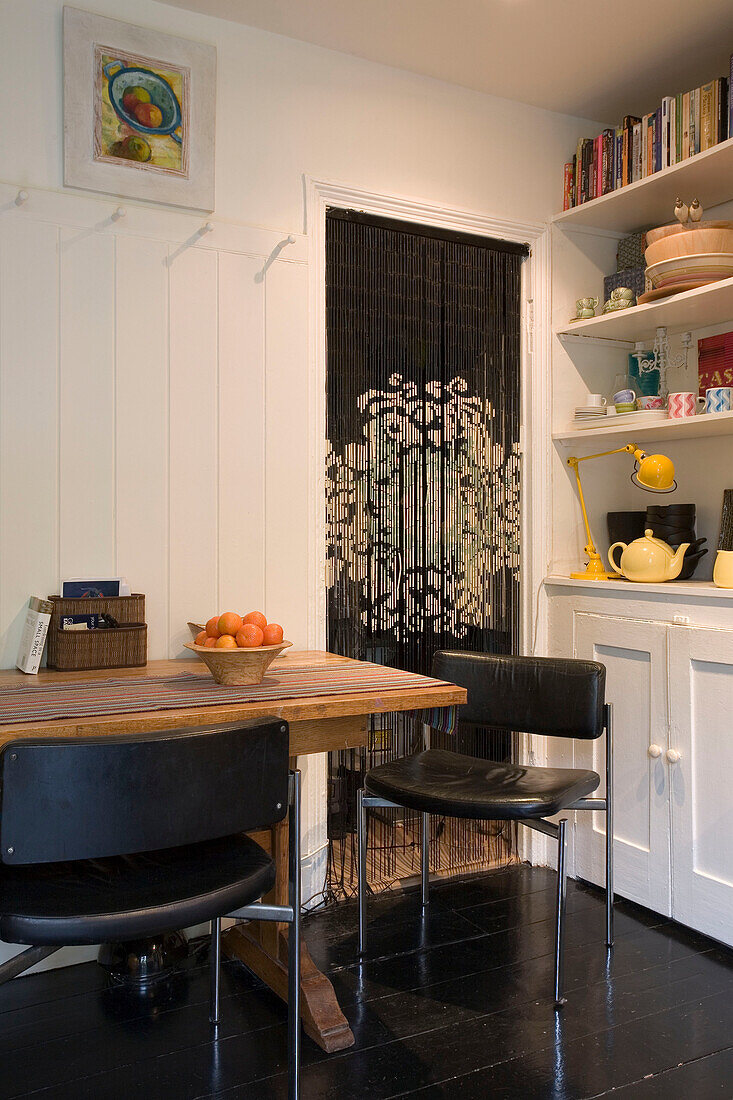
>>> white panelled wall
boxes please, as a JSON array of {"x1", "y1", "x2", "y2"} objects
[{"x1": 0, "y1": 183, "x2": 326, "y2": 969}]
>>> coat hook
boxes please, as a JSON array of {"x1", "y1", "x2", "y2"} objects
[
  {"x1": 199, "y1": 222, "x2": 214, "y2": 235},
  {"x1": 287, "y1": 234, "x2": 296, "y2": 244},
  {"x1": 15, "y1": 190, "x2": 29, "y2": 206},
  {"x1": 112, "y1": 206, "x2": 126, "y2": 221}
]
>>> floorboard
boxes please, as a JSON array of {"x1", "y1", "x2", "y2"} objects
[{"x1": 1, "y1": 865, "x2": 731, "y2": 1099}]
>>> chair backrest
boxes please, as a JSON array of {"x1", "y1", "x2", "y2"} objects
[
  {"x1": 432, "y1": 651, "x2": 606, "y2": 740},
  {"x1": 0, "y1": 718, "x2": 289, "y2": 865}
]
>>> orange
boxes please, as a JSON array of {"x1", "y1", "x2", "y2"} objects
[
  {"x1": 194, "y1": 630, "x2": 208, "y2": 646},
  {"x1": 205, "y1": 616, "x2": 221, "y2": 638},
  {"x1": 204, "y1": 636, "x2": 217, "y2": 648},
  {"x1": 242, "y1": 611, "x2": 267, "y2": 630},
  {"x1": 215, "y1": 634, "x2": 238, "y2": 649},
  {"x1": 218, "y1": 611, "x2": 243, "y2": 637},
  {"x1": 262, "y1": 623, "x2": 284, "y2": 645},
  {"x1": 236, "y1": 623, "x2": 264, "y2": 648}
]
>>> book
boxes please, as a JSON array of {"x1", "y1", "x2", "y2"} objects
[
  {"x1": 16, "y1": 597, "x2": 53, "y2": 674},
  {"x1": 603, "y1": 128, "x2": 614, "y2": 193},
  {"x1": 730, "y1": 56, "x2": 733, "y2": 138},
  {"x1": 563, "y1": 161, "x2": 574, "y2": 210},
  {"x1": 717, "y1": 77, "x2": 728, "y2": 143},
  {"x1": 622, "y1": 115, "x2": 640, "y2": 186},
  {"x1": 596, "y1": 133, "x2": 603, "y2": 198},
  {"x1": 654, "y1": 106, "x2": 662, "y2": 171},
  {"x1": 691, "y1": 86, "x2": 701, "y2": 154},
  {"x1": 677, "y1": 90, "x2": 686, "y2": 158},
  {"x1": 632, "y1": 120, "x2": 642, "y2": 182},
  {"x1": 614, "y1": 126, "x2": 623, "y2": 189},
  {"x1": 60, "y1": 614, "x2": 103, "y2": 630},
  {"x1": 675, "y1": 92, "x2": 683, "y2": 162},
  {"x1": 700, "y1": 81, "x2": 715, "y2": 150},
  {"x1": 662, "y1": 96, "x2": 672, "y2": 168},
  {"x1": 698, "y1": 330, "x2": 733, "y2": 394},
  {"x1": 647, "y1": 112, "x2": 656, "y2": 174},
  {"x1": 62, "y1": 578, "x2": 131, "y2": 597}
]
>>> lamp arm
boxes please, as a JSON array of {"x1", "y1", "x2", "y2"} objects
[{"x1": 566, "y1": 445, "x2": 642, "y2": 558}]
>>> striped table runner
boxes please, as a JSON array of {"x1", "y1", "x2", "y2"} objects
[{"x1": 0, "y1": 659, "x2": 458, "y2": 732}]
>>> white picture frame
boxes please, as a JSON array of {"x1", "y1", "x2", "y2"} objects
[{"x1": 63, "y1": 6, "x2": 216, "y2": 211}]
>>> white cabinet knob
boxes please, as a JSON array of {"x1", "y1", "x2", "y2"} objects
[
  {"x1": 666, "y1": 749, "x2": 681, "y2": 764},
  {"x1": 648, "y1": 744, "x2": 663, "y2": 758}
]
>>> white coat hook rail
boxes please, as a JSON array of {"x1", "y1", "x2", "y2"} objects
[
  {"x1": 198, "y1": 221, "x2": 215, "y2": 236},
  {"x1": 112, "y1": 206, "x2": 126, "y2": 221},
  {"x1": 15, "y1": 190, "x2": 29, "y2": 206}
]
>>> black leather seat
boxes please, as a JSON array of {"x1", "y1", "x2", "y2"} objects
[
  {"x1": 365, "y1": 748, "x2": 600, "y2": 821},
  {"x1": 357, "y1": 652, "x2": 614, "y2": 1008},
  {"x1": 0, "y1": 833, "x2": 275, "y2": 946},
  {"x1": 0, "y1": 719, "x2": 302, "y2": 1099}
]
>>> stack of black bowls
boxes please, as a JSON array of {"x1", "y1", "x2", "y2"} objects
[{"x1": 645, "y1": 504, "x2": 707, "y2": 580}]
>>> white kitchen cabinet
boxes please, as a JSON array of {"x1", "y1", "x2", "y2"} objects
[
  {"x1": 668, "y1": 626, "x2": 733, "y2": 944},
  {"x1": 573, "y1": 612, "x2": 671, "y2": 917},
  {"x1": 546, "y1": 579, "x2": 733, "y2": 947}
]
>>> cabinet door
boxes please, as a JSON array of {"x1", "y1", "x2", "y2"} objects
[
  {"x1": 668, "y1": 626, "x2": 733, "y2": 946},
  {"x1": 573, "y1": 612, "x2": 671, "y2": 916}
]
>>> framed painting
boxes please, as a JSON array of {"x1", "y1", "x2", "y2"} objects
[{"x1": 63, "y1": 7, "x2": 216, "y2": 211}]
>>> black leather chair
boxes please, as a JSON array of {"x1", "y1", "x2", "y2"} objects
[
  {"x1": 357, "y1": 653, "x2": 613, "y2": 1005},
  {"x1": 0, "y1": 718, "x2": 301, "y2": 1098}
]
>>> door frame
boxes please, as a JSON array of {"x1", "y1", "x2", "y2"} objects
[{"x1": 305, "y1": 176, "x2": 551, "y2": 661}]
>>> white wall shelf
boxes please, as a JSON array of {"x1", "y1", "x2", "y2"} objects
[
  {"x1": 551, "y1": 137, "x2": 733, "y2": 234},
  {"x1": 553, "y1": 408, "x2": 733, "y2": 447},
  {"x1": 544, "y1": 575, "x2": 733, "y2": 601},
  {"x1": 555, "y1": 275, "x2": 733, "y2": 343}
]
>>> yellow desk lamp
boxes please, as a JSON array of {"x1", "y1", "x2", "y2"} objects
[{"x1": 567, "y1": 443, "x2": 677, "y2": 580}]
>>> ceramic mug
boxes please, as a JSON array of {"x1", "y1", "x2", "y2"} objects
[
  {"x1": 705, "y1": 387, "x2": 732, "y2": 414},
  {"x1": 586, "y1": 393, "x2": 607, "y2": 407},
  {"x1": 637, "y1": 395, "x2": 665, "y2": 410},
  {"x1": 668, "y1": 392, "x2": 704, "y2": 418},
  {"x1": 614, "y1": 388, "x2": 636, "y2": 412},
  {"x1": 611, "y1": 287, "x2": 634, "y2": 301},
  {"x1": 576, "y1": 296, "x2": 598, "y2": 313}
]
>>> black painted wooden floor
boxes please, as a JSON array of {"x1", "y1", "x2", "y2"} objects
[{"x1": 3, "y1": 865, "x2": 733, "y2": 1098}]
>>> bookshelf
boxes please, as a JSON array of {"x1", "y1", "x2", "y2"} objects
[{"x1": 553, "y1": 136, "x2": 733, "y2": 234}]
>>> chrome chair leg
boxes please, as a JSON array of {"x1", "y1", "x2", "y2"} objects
[
  {"x1": 209, "y1": 917, "x2": 221, "y2": 1025},
  {"x1": 421, "y1": 812, "x2": 430, "y2": 908},
  {"x1": 605, "y1": 704, "x2": 614, "y2": 948},
  {"x1": 287, "y1": 770, "x2": 301, "y2": 1100},
  {"x1": 357, "y1": 787, "x2": 367, "y2": 954},
  {"x1": 554, "y1": 818, "x2": 568, "y2": 1007}
]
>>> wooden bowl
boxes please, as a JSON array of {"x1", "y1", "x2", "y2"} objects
[
  {"x1": 183, "y1": 640, "x2": 293, "y2": 685},
  {"x1": 645, "y1": 227, "x2": 733, "y2": 266},
  {"x1": 645, "y1": 253, "x2": 733, "y2": 290},
  {"x1": 645, "y1": 220, "x2": 733, "y2": 246}
]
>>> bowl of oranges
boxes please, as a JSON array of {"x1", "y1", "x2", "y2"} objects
[{"x1": 184, "y1": 611, "x2": 291, "y2": 686}]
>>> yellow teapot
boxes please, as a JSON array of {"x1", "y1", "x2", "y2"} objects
[{"x1": 608, "y1": 529, "x2": 689, "y2": 583}]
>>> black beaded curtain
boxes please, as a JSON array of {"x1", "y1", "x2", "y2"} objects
[{"x1": 325, "y1": 209, "x2": 527, "y2": 895}]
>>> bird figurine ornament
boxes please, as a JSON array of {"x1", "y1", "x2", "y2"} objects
[
  {"x1": 674, "y1": 197, "x2": 689, "y2": 224},
  {"x1": 689, "y1": 198, "x2": 703, "y2": 222}
]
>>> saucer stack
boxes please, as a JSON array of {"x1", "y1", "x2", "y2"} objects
[{"x1": 573, "y1": 405, "x2": 608, "y2": 425}]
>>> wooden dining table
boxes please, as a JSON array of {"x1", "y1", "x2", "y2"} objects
[{"x1": 0, "y1": 650, "x2": 466, "y2": 1053}]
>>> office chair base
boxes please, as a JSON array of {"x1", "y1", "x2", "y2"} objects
[{"x1": 98, "y1": 931, "x2": 189, "y2": 989}]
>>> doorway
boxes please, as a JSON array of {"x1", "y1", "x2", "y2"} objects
[{"x1": 324, "y1": 208, "x2": 529, "y2": 895}]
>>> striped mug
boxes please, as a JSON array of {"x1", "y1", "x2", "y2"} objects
[
  {"x1": 668, "y1": 392, "x2": 704, "y2": 418},
  {"x1": 705, "y1": 387, "x2": 732, "y2": 414}
]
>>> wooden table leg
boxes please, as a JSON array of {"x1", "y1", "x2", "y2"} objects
[{"x1": 222, "y1": 789, "x2": 355, "y2": 1053}]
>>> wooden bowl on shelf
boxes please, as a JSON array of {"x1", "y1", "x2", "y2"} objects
[
  {"x1": 645, "y1": 220, "x2": 733, "y2": 246},
  {"x1": 645, "y1": 225, "x2": 733, "y2": 266},
  {"x1": 183, "y1": 640, "x2": 293, "y2": 685}
]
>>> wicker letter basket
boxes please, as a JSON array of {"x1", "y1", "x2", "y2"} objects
[{"x1": 46, "y1": 594, "x2": 147, "y2": 671}]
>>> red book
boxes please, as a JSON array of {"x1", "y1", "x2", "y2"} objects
[
  {"x1": 698, "y1": 331, "x2": 733, "y2": 395},
  {"x1": 562, "y1": 161, "x2": 575, "y2": 210}
]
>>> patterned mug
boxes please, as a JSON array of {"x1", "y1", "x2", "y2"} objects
[
  {"x1": 705, "y1": 387, "x2": 732, "y2": 414},
  {"x1": 637, "y1": 395, "x2": 664, "y2": 410},
  {"x1": 668, "y1": 392, "x2": 704, "y2": 418}
]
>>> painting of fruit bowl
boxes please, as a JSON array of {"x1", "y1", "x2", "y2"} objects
[
  {"x1": 95, "y1": 49, "x2": 189, "y2": 175},
  {"x1": 63, "y1": 8, "x2": 215, "y2": 210}
]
